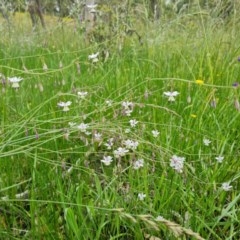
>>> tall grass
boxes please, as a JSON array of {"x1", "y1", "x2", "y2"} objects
[{"x1": 0, "y1": 7, "x2": 239, "y2": 240}]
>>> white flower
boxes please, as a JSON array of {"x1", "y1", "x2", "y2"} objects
[
  {"x1": 203, "y1": 138, "x2": 211, "y2": 146},
  {"x1": 170, "y1": 155, "x2": 185, "y2": 173},
  {"x1": 77, "y1": 123, "x2": 89, "y2": 133},
  {"x1": 106, "y1": 100, "x2": 113, "y2": 106},
  {"x1": 155, "y1": 215, "x2": 164, "y2": 221},
  {"x1": 57, "y1": 101, "x2": 72, "y2": 112},
  {"x1": 8, "y1": 77, "x2": 23, "y2": 88},
  {"x1": 133, "y1": 159, "x2": 144, "y2": 170},
  {"x1": 88, "y1": 52, "x2": 99, "y2": 62},
  {"x1": 122, "y1": 101, "x2": 134, "y2": 116},
  {"x1": 122, "y1": 101, "x2": 133, "y2": 109},
  {"x1": 123, "y1": 139, "x2": 139, "y2": 150},
  {"x1": 101, "y1": 156, "x2": 113, "y2": 166},
  {"x1": 125, "y1": 128, "x2": 131, "y2": 133},
  {"x1": 125, "y1": 109, "x2": 133, "y2": 116},
  {"x1": 77, "y1": 91, "x2": 88, "y2": 99},
  {"x1": 221, "y1": 182, "x2": 232, "y2": 191},
  {"x1": 104, "y1": 138, "x2": 114, "y2": 149},
  {"x1": 138, "y1": 193, "x2": 146, "y2": 201},
  {"x1": 94, "y1": 132, "x2": 102, "y2": 141},
  {"x1": 129, "y1": 119, "x2": 138, "y2": 127},
  {"x1": 152, "y1": 130, "x2": 160, "y2": 138},
  {"x1": 113, "y1": 147, "x2": 129, "y2": 158},
  {"x1": 163, "y1": 91, "x2": 179, "y2": 102},
  {"x1": 215, "y1": 156, "x2": 224, "y2": 163}
]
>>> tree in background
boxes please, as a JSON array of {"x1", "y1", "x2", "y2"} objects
[{"x1": 27, "y1": 0, "x2": 46, "y2": 30}]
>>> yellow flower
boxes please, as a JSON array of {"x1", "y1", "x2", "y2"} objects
[
  {"x1": 195, "y1": 79, "x2": 204, "y2": 85},
  {"x1": 190, "y1": 114, "x2": 197, "y2": 118}
]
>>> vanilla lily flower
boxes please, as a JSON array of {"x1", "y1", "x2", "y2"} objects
[
  {"x1": 104, "y1": 138, "x2": 114, "y2": 149},
  {"x1": 215, "y1": 156, "x2": 224, "y2": 163},
  {"x1": 155, "y1": 215, "x2": 164, "y2": 221},
  {"x1": 163, "y1": 91, "x2": 179, "y2": 102},
  {"x1": 113, "y1": 147, "x2": 129, "y2": 158},
  {"x1": 77, "y1": 91, "x2": 88, "y2": 99},
  {"x1": 123, "y1": 139, "x2": 139, "y2": 150},
  {"x1": 122, "y1": 101, "x2": 134, "y2": 116},
  {"x1": 88, "y1": 52, "x2": 99, "y2": 62},
  {"x1": 170, "y1": 155, "x2": 185, "y2": 173},
  {"x1": 101, "y1": 156, "x2": 113, "y2": 166},
  {"x1": 152, "y1": 130, "x2": 160, "y2": 138},
  {"x1": 8, "y1": 77, "x2": 23, "y2": 88},
  {"x1": 94, "y1": 132, "x2": 102, "y2": 141},
  {"x1": 77, "y1": 123, "x2": 89, "y2": 133},
  {"x1": 57, "y1": 101, "x2": 72, "y2": 112},
  {"x1": 203, "y1": 138, "x2": 211, "y2": 146},
  {"x1": 129, "y1": 119, "x2": 138, "y2": 127},
  {"x1": 221, "y1": 182, "x2": 232, "y2": 191},
  {"x1": 133, "y1": 159, "x2": 144, "y2": 170},
  {"x1": 122, "y1": 101, "x2": 133, "y2": 109},
  {"x1": 125, "y1": 109, "x2": 133, "y2": 116},
  {"x1": 125, "y1": 128, "x2": 131, "y2": 133},
  {"x1": 138, "y1": 193, "x2": 146, "y2": 201}
]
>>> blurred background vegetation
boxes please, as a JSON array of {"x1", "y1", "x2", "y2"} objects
[{"x1": 0, "y1": 0, "x2": 239, "y2": 24}]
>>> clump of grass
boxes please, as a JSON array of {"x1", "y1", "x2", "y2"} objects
[{"x1": 0, "y1": 6, "x2": 240, "y2": 240}]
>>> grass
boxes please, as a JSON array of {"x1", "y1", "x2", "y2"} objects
[{"x1": 0, "y1": 8, "x2": 240, "y2": 240}]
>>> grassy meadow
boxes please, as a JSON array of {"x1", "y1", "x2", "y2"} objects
[{"x1": 0, "y1": 8, "x2": 240, "y2": 240}]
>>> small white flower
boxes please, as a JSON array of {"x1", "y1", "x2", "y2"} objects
[
  {"x1": 138, "y1": 193, "x2": 146, "y2": 201},
  {"x1": 155, "y1": 215, "x2": 164, "y2": 221},
  {"x1": 125, "y1": 109, "x2": 133, "y2": 116},
  {"x1": 170, "y1": 155, "x2": 185, "y2": 173},
  {"x1": 203, "y1": 138, "x2": 211, "y2": 146},
  {"x1": 129, "y1": 119, "x2": 138, "y2": 127},
  {"x1": 125, "y1": 128, "x2": 131, "y2": 133},
  {"x1": 77, "y1": 91, "x2": 88, "y2": 99},
  {"x1": 94, "y1": 132, "x2": 102, "y2": 141},
  {"x1": 106, "y1": 100, "x2": 113, "y2": 106},
  {"x1": 122, "y1": 101, "x2": 133, "y2": 109},
  {"x1": 88, "y1": 52, "x2": 99, "y2": 62},
  {"x1": 163, "y1": 91, "x2": 179, "y2": 101},
  {"x1": 104, "y1": 138, "x2": 114, "y2": 149},
  {"x1": 101, "y1": 156, "x2": 113, "y2": 166},
  {"x1": 215, "y1": 156, "x2": 224, "y2": 163},
  {"x1": 152, "y1": 130, "x2": 160, "y2": 138},
  {"x1": 8, "y1": 77, "x2": 23, "y2": 88},
  {"x1": 133, "y1": 159, "x2": 144, "y2": 170},
  {"x1": 77, "y1": 123, "x2": 89, "y2": 133},
  {"x1": 57, "y1": 101, "x2": 72, "y2": 112},
  {"x1": 113, "y1": 147, "x2": 129, "y2": 158},
  {"x1": 221, "y1": 182, "x2": 232, "y2": 191},
  {"x1": 123, "y1": 140, "x2": 139, "y2": 150}
]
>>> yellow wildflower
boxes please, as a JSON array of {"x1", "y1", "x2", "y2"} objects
[{"x1": 195, "y1": 80, "x2": 204, "y2": 85}]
